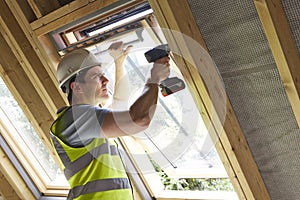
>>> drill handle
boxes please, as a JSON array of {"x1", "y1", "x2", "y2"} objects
[{"x1": 144, "y1": 44, "x2": 186, "y2": 96}]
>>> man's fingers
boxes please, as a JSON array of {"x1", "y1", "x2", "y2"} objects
[
  {"x1": 108, "y1": 41, "x2": 123, "y2": 50},
  {"x1": 124, "y1": 45, "x2": 133, "y2": 55},
  {"x1": 107, "y1": 41, "x2": 133, "y2": 61}
]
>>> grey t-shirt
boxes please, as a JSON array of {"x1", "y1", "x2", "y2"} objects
[{"x1": 53, "y1": 104, "x2": 109, "y2": 147}]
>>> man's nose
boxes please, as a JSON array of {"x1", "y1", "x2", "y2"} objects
[{"x1": 101, "y1": 75, "x2": 109, "y2": 83}]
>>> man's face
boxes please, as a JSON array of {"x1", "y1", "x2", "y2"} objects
[{"x1": 79, "y1": 66, "x2": 109, "y2": 104}]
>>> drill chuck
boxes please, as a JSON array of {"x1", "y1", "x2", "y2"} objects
[{"x1": 144, "y1": 44, "x2": 170, "y2": 63}]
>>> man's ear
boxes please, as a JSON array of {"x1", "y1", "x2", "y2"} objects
[{"x1": 70, "y1": 82, "x2": 82, "y2": 93}]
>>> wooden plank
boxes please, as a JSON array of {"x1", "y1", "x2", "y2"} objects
[
  {"x1": 62, "y1": 0, "x2": 146, "y2": 33},
  {"x1": 148, "y1": 0, "x2": 271, "y2": 199},
  {"x1": 154, "y1": 1, "x2": 268, "y2": 199},
  {"x1": 27, "y1": 0, "x2": 43, "y2": 18},
  {"x1": 0, "y1": 170, "x2": 22, "y2": 200},
  {"x1": 254, "y1": 0, "x2": 300, "y2": 128},
  {"x1": 0, "y1": 146, "x2": 35, "y2": 200},
  {"x1": 30, "y1": 0, "x2": 92, "y2": 30},
  {"x1": 30, "y1": 0, "x2": 118, "y2": 36},
  {"x1": 38, "y1": 34, "x2": 61, "y2": 67}
]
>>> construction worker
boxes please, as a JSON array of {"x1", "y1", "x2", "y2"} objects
[{"x1": 50, "y1": 41, "x2": 170, "y2": 200}]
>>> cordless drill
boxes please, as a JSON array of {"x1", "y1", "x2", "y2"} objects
[{"x1": 144, "y1": 44, "x2": 185, "y2": 96}]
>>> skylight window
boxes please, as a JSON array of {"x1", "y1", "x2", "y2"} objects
[
  {"x1": 87, "y1": 8, "x2": 153, "y2": 36},
  {"x1": 0, "y1": 2, "x2": 238, "y2": 198},
  {"x1": 83, "y1": 21, "x2": 238, "y2": 199},
  {"x1": 0, "y1": 77, "x2": 69, "y2": 191}
]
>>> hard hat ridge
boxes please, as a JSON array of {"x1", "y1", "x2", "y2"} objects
[{"x1": 56, "y1": 49, "x2": 102, "y2": 92}]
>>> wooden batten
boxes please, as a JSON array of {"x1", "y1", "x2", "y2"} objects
[
  {"x1": 147, "y1": 0, "x2": 270, "y2": 199},
  {"x1": 0, "y1": 170, "x2": 22, "y2": 200},
  {"x1": 254, "y1": 0, "x2": 300, "y2": 128},
  {"x1": 30, "y1": 0, "x2": 118, "y2": 36},
  {"x1": 26, "y1": 0, "x2": 43, "y2": 19},
  {"x1": 0, "y1": 146, "x2": 35, "y2": 200},
  {"x1": 38, "y1": 34, "x2": 61, "y2": 68}
]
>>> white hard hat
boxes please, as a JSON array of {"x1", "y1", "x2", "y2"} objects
[{"x1": 56, "y1": 49, "x2": 101, "y2": 92}]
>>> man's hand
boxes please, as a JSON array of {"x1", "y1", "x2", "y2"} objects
[
  {"x1": 148, "y1": 56, "x2": 171, "y2": 85},
  {"x1": 107, "y1": 41, "x2": 132, "y2": 108},
  {"x1": 108, "y1": 41, "x2": 133, "y2": 63}
]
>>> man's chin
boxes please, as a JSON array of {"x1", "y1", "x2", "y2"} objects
[
  {"x1": 98, "y1": 95, "x2": 110, "y2": 103},
  {"x1": 102, "y1": 94, "x2": 110, "y2": 100}
]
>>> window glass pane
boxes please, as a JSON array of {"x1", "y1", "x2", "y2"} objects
[
  {"x1": 0, "y1": 77, "x2": 68, "y2": 187},
  {"x1": 86, "y1": 24, "x2": 235, "y2": 195}
]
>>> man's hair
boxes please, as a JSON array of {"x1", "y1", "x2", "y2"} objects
[
  {"x1": 66, "y1": 67, "x2": 91, "y2": 104},
  {"x1": 66, "y1": 76, "x2": 76, "y2": 103}
]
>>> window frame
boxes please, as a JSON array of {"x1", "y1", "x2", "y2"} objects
[
  {"x1": 0, "y1": 78, "x2": 70, "y2": 196},
  {"x1": 0, "y1": 1, "x2": 240, "y2": 198}
]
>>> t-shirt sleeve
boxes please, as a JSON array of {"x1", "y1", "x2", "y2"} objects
[{"x1": 56, "y1": 105, "x2": 109, "y2": 147}]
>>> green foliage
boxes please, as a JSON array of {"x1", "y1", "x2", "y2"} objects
[
  {"x1": 147, "y1": 151, "x2": 234, "y2": 192},
  {"x1": 184, "y1": 178, "x2": 234, "y2": 191}
]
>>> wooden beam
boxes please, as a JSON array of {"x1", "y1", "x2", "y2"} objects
[
  {"x1": 38, "y1": 34, "x2": 61, "y2": 68},
  {"x1": 30, "y1": 0, "x2": 118, "y2": 36},
  {"x1": 148, "y1": 0, "x2": 271, "y2": 199},
  {"x1": 3, "y1": 0, "x2": 68, "y2": 110},
  {"x1": 0, "y1": 145, "x2": 35, "y2": 200},
  {"x1": 254, "y1": 0, "x2": 300, "y2": 128}
]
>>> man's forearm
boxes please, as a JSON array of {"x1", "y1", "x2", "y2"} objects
[
  {"x1": 113, "y1": 60, "x2": 130, "y2": 101},
  {"x1": 129, "y1": 82, "x2": 159, "y2": 127}
]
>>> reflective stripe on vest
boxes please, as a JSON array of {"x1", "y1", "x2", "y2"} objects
[
  {"x1": 68, "y1": 178, "x2": 131, "y2": 199},
  {"x1": 50, "y1": 133, "x2": 133, "y2": 199},
  {"x1": 51, "y1": 135, "x2": 118, "y2": 180}
]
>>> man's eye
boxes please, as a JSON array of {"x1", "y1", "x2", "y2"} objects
[
  {"x1": 92, "y1": 73, "x2": 103, "y2": 79},
  {"x1": 98, "y1": 73, "x2": 105, "y2": 78}
]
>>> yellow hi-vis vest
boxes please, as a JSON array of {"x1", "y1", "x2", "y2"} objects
[{"x1": 50, "y1": 126, "x2": 133, "y2": 199}]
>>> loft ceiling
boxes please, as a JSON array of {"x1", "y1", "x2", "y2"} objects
[{"x1": 0, "y1": 0, "x2": 300, "y2": 200}]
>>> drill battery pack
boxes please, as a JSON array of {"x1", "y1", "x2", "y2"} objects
[{"x1": 160, "y1": 77, "x2": 185, "y2": 97}]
